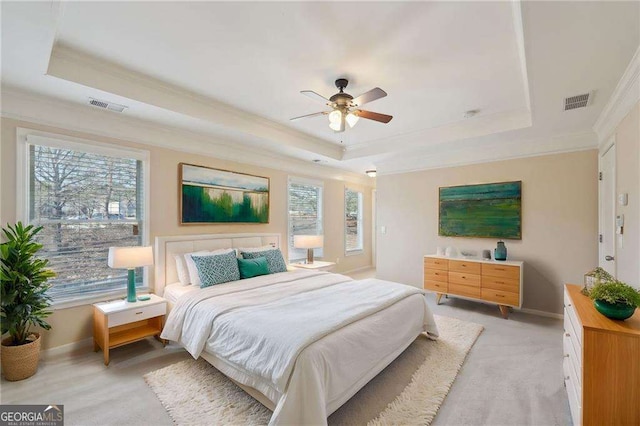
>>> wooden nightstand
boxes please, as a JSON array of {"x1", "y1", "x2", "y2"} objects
[
  {"x1": 290, "y1": 261, "x2": 336, "y2": 272},
  {"x1": 93, "y1": 294, "x2": 167, "y2": 365}
]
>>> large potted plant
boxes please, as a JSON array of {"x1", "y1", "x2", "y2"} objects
[
  {"x1": 1, "y1": 222, "x2": 55, "y2": 381},
  {"x1": 589, "y1": 280, "x2": 640, "y2": 321}
]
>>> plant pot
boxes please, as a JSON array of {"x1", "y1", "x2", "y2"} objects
[
  {"x1": 1, "y1": 333, "x2": 41, "y2": 381},
  {"x1": 593, "y1": 300, "x2": 637, "y2": 321}
]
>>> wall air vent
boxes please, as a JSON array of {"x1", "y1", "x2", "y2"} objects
[
  {"x1": 88, "y1": 97, "x2": 128, "y2": 113},
  {"x1": 563, "y1": 93, "x2": 591, "y2": 111}
]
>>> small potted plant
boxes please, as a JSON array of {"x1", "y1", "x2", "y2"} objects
[
  {"x1": 589, "y1": 280, "x2": 640, "y2": 321},
  {"x1": 582, "y1": 267, "x2": 614, "y2": 295},
  {"x1": 1, "y1": 222, "x2": 55, "y2": 381}
]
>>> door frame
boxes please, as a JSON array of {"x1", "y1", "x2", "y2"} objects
[{"x1": 598, "y1": 137, "x2": 616, "y2": 276}]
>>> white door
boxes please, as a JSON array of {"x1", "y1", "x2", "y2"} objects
[{"x1": 599, "y1": 144, "x2": 616, "y2": 276}]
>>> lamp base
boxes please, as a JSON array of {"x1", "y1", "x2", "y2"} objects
[
  {"x1": 126, "y1": 269, "x2": 137, "y2": 302},
  {"x1": 305, "y1": 248, "x2": 314, "y2": 264}
]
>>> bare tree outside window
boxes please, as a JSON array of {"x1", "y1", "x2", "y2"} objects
[
  {"x1": 345, "y1": 189, "x2": 363, "y2": 252},
  {"x1": 29, "y1": 144, "x2": 144, "y2": 300}
]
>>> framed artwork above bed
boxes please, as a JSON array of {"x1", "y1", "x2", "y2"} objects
[
  {"x1": 439, "y1": 180, "x2": 522, "y2": 239},
  {"x1": 179, "y1": 163, "x2": 269, "y2": 224}
]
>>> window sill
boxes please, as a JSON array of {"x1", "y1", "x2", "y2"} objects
[
  {"x1": 345, "y1": 250, "x2": 364, "y2": 257},
  {"x1": 51, "y1": 287, "x2": 150, "y2": 310}
]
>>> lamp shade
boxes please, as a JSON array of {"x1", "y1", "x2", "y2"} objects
[
  {"x1": 293, "y1": 235, "x2": 324, "y2": 249},
  {"x1": 108, "y1": 246, "x2": 154, "y2": 269}
]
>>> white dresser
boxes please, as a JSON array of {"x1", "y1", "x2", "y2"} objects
[{"x1": 563, "y1": 284, "x2": 640, "y2": 426}]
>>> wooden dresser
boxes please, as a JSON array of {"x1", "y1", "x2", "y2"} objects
[
  {"x1": 563, "y1": 284, "x2": 640, "y2": 426},
  {"x1": 423, "y1": 255, "x2": 523, "y2": 319}
]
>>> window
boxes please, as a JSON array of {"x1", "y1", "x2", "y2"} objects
[
  {"x1": 345, "y1": 188, "x2": 363, "y2": 253},
  {"x1": 17, "y1": 130, "x2": 149, "y2": 303},
  {"x1": 288, "y1": 177, "x2": 323, "y2": 261}
]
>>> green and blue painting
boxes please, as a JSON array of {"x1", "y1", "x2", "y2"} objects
[
  {"x1": 181, "y1": 164, "x2": 269, "y2": 224},
  {"x1": 439, "y1": 181, "x2": 521, "y2": 239}
]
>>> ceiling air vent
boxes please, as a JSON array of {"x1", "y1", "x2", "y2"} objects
[
  {"x1": 88, "y1": 97, "x2": 128, "y2": 113},
  {"x1": 563, "y1": 93, "x2": 591, "y2": 111}
]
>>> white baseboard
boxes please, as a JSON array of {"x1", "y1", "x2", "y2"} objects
[
  {"x1": 518, "y1": 308, "x2": 563, "y2": 320},
  {"x1": 40, "y1": 337, "x2": 94, "y2": 360},
  {"x1": 342, "y1": 265, "x2": 375, "y2": 275}
]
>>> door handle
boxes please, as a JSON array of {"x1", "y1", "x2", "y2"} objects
[{"x1": 605, "y1": 255, "x2": 615, "y2": 261}]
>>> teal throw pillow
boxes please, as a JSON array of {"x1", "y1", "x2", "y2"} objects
[
  {"x1": 241, "y1": 248, "x2": 287, "y2": 274},
  {"x1": 192, "y1": 251, "x2": 240, "y2": 288},
  {"x1": 237, "y1": 256, "x2": 270, "y2": 279}
]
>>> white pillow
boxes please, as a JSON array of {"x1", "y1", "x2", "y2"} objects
[
  {"x1": 173, "y1": 254, "x2": 191, "y2": 286},
  {"x1": 185, "y1": 248, "x2": 236, "y2": 287}
]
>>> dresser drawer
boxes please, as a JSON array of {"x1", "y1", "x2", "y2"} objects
[
  {"x1": 564, "y1": 357, "x2": 582, "y2": 426},
  {"x1": 563, "y1": 328, "x2": 582, "y2": 387},
  {"x1": 449, "y1": 260, "x2": 481, "y2": 275},
  {"x1": 424, "y1": 280, "x2": 448, "y2": 292},
  {"x1": 448, "y1": 271, "x2": 481, "y2": 287},
  {"x1": 481, "y1": 275, "x2": 519, "y2": 293},
  {"x1": 424, "y1": 257, "x2": 449, "y2": 271},
  {"x1": 481, "y1": 288, "x2": 519, "y2": 306},
  {"x1": 564, "y1": 293, "x2": 583, "y2": 347},
  {"x1": 481, "y1": 263, "x2": 520, "y2": 280},
  {"x1": 424, "y1": 268, "x2": 448, "y2": 283},
  {"x1": 449, "y1": 283, "x2": 481, "y2": 298},
  {"x1": 108, "y1": 302, "x2": 166, "y2": 328}
]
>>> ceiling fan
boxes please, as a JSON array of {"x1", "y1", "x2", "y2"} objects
[{"x1": 291, "y1": 78, "x2": 392, "y2": 133}]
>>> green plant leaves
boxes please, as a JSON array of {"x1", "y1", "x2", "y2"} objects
[{"x1": 1, "y1": 222, "x2": 55, "y2": 345}]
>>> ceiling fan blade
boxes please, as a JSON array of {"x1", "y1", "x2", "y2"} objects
[
  {"x1": 356, "y1": 109, "x2": 393, "y2": 123},
  {"x1": 351, "y1": 87, "x2": 387, "y2": 107},
  {"x1": 301, "y1": 90, "x2": 331, "y2": 105},
  {"x1": 290, "y1": 111, "x2": 328, "y2": 121}
]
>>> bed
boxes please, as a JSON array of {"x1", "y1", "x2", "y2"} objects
[{"x1": 155, "y1": 233, "x2": 439, "y2": 425}]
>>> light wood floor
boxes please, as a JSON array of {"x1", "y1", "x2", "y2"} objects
[{"x1": 1, "y1": 269, "x2": 570, "y2": 425}]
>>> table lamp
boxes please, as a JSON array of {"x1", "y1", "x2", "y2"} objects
[
  {"x1": 293, "y1": 235, "x2": 324, "y2": 264},
  {"x1": 108, "y1": 246, "x2": 154, "y2": 302}
]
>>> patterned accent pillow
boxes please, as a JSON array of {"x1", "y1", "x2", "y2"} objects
[
  {"x1": 241, "y1": 248, "x2": 287, "y2": 274},
  {"x1": 191, "y1": 251, "x2": 240, "y2": 288}
]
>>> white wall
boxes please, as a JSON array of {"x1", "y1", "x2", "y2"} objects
[
  {"x1": 376, "y1": 150, "x2": 599, "y2": 315},
  {"x1": 614, "y1": 101, "x2": 640, "y2": 288}
]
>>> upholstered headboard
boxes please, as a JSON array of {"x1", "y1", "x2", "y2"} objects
[{"x1": 154, "y1": 233, "x2": 281, "y2": 295}]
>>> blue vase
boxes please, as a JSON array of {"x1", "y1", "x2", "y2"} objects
[{"x1": 494, "y1": 241, "x2": 507, "y2": 261}]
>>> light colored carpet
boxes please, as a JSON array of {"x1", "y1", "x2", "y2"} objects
[{"x1": 144, "y1": 314, "x2": 483, "y2": 425}]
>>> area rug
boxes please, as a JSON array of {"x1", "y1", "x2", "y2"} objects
[{"x1": 144, "y1": 314, "x2": 483, "y2": 425}]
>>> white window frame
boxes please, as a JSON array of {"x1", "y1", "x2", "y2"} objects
[
  {"x1": 16, "y1": 128, "x2": 151, "y2": 309},
  {"x1": 287, "y1": 176, "x2": 324, "y2": 262},
  {"x1": 345, "y1": 187, "x2": 364, "y2": 255}
]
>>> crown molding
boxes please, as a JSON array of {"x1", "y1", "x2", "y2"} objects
[
  {"x1": 593, "y1": 44, "x2": 640, "y2": 146},
  {"x1": 343, "y1": 108, "x2": 532, "y2": 160},
  {"x1": 1, "y1": 87, "x2": 373, "y2": 187},
  {"x1": 47, "y1": 43, "x2": 344, "y2": 160},
  {"x1": 376, "y1": 130, "x2": 597, "y2": 175}
]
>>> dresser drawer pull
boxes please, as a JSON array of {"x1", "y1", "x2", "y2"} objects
[
  {"x1": 564, "y1": 354, "x2": 569, "y2": 358},
  {"x1": 494, "y1": 267, "x2": 505, "y2": 271},
  {"x1": 135, "y1": 311, "x2": 144, "y2": 315},
  {"x1": 495, "y1": 294, "x2": 505, "y2": 297},
  {"x1": 462, "y1": 264, "x2": 467, "y2": 267},
  {"x1": 565, "y1": 376, "x2": 570, "y2": 380},
  {"x1": 462, "y1": 276, "x2": 466, "y2": 279},
  {"x1": 496, "y1": 281, "x2": 504, "y2": 284},
  {"x1": 565, "y1": 332, "x2": 570, "y2": 337}
]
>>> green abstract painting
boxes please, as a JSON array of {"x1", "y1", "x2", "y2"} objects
[
  {"x1": 439, "y1": 181, "x2": 521, "y2": 239},
  {"x1": 180, "y1": 163, "x2": 269, "y2": 224}
]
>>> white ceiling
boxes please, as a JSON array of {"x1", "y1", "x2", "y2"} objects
[{"x1": 1, "y1": 1, "x2": 639, "y2": 177}]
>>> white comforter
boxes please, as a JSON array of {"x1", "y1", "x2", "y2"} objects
[{"x1": 161, "y1": 270, "x2": 438, "y2": 425}]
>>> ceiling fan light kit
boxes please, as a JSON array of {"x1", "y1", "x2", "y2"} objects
[{"x1": 292, "y1": 78, "x2": 393, "y2": 133}]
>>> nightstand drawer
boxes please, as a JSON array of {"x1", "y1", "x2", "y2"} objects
[{"x1": 108, "y1": 303, "x2": 166, "y2": 328}]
